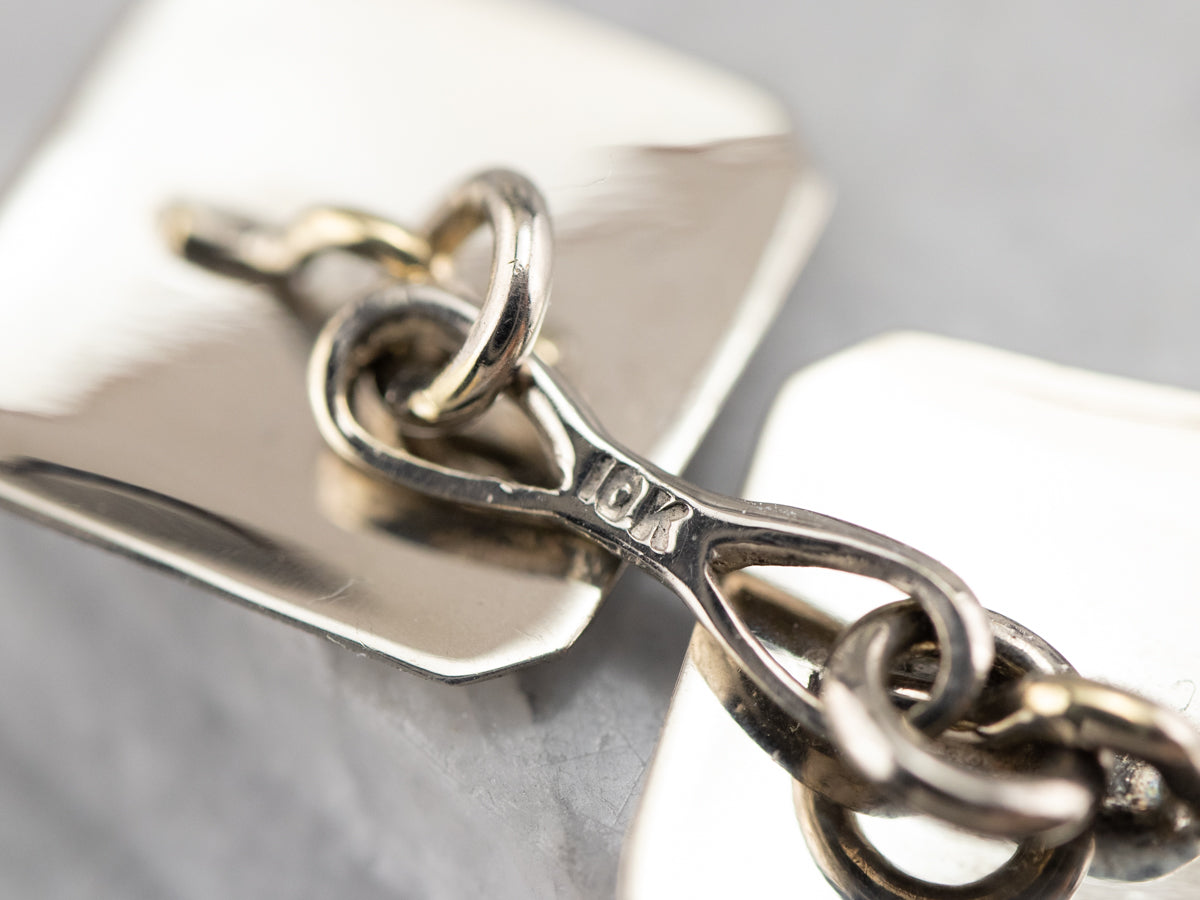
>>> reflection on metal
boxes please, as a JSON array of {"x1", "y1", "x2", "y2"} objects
[
  {"x1": 161, "y1": 203, "x2": 433, "y2": 333},
  {"x1": 621, "y1": 334, "x2": 1200, "y2": 898},
  {"x1": 0, "y1": 0, "x2": 830, "y2": 681},
  {"x1": 795, "y1": 785, "x2": 1094, "y2": 900},
  {"x1": 169, "y1": 169, "x2": 555, "y2": 435},
  {"x1": 305, "y1": 281, "x2": 992, "y2": 770},
  {"x1": 820, "y1": 601, "x2": 1104, "y2": 845}
]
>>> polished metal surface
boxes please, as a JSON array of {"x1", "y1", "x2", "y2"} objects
[
  {"x1": 622, "y1": 334, "x2": 1200, "y2": 899},
  {"x1": 821, "y1": 601, "x2": 1102, "y2": 844},
  {"x1": 981, "y1": 676, "x2": 1200, "y2": 816},
  {"x1": 0, "y1": 0, "x2": 829, "y2": 682},
  {"x1": 796, "y1": 786, "x2": 1094, "y2": 900},
  {"x1": 164, "y1": 204, "x2": 433, "y2": 285},
  {"x1": 9, "y1": 3, "x2": 1200, "y2": 898},
  {"x1": 680, "y1": 583, "x2": 1111, "y2": 823},
  {"x1": 412, "y1": 169, "x2": 553, "y2": 430},
  {"x1": 166, "y1": 169, "x2": 554, "y2": 434},
  {"x1": 309, "y1": 281, "x2": 993, "y2": 746},
  {"x1": 809, "y1": 601, "x2": 1200, "y2": 895},
  {"x1": 302, "y1": 228, "x2": 1200, "y2": 896},
  {"x1": 161, "y1": 202, "x2": 432, "y2": 332}
]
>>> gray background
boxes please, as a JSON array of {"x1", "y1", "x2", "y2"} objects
[{"x1": 2, "y1": 1, "x2": 1198, "y2": 897}]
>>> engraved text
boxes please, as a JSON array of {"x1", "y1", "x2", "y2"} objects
[{"x1": 577, "y1": 454, "x2": 692, "y2": 553}]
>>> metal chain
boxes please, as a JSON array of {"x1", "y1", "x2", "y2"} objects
[
  {"x1": 796, "y1": 595, "x2": 1200, "y2": 895},
  {"x1": 164, "y1": 168, "x2": 551, "y2": 432},
  {"x1": 167, "y1": 170, "x2": 1200, "y2": 899}
]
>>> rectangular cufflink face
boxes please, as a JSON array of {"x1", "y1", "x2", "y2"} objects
[
  {"x1": 622, "y1": 333, "x2": 1200, "y2": 896},
  {"x1": 0, "y1": 0, "x2": 829, "y2": 680}
]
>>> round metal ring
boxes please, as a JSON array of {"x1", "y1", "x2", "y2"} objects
[
  {"x1": 691, "y1": 579, "x2": 1030, "y2": 816},
  {"x1": 822, "y1": 601, "x2": 1105, "y2": 843},
  {"x1": 308, "y1": 279, "x2": 577, "y2": 517},
  {"x1": 405, "y1": 169, "x2": 553, "y2": 432},
  {"x1": 311, "y1": 282, "x2": 482, "y2": 459},
  {"x1": 794, "y1": 783, "x2": 1094, "y2": 900}
]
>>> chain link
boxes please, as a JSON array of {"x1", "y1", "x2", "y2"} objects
[{"x1": 168, "y1": 170, "x2": 1200, "y2": 899}]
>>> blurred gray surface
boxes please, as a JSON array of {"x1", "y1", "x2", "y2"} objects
[{"x1": 3, "y1": 1, "x2": 1200, "y2": 897}]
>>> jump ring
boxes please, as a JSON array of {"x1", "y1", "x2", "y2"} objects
[
  {"x1": 794, "y1": 782, "x2": 1094, "y2": 900},
  {"x1": 822, "y1": 601, "x2": 1105, "y2": 843},
  {"x1": 406, "y1": 169, "x2": 553, "y2": 432}
]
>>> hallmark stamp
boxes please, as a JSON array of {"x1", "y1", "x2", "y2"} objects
[{"x1": 577, "y1": 454, "x2": 692, "y2": 553}]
